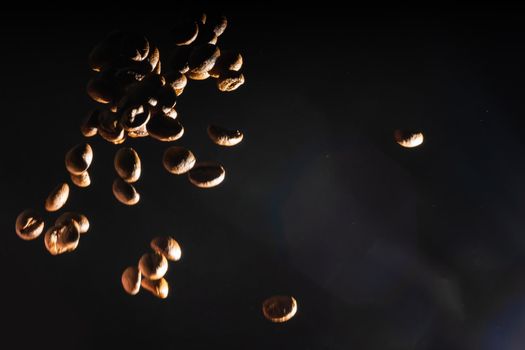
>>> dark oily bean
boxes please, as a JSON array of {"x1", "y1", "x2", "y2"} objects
[
  {"x1": 138, "y1": 252, "x2": 168, "y2": 280},
  {"x1": 165, "y1": 71, "x2": 187, "y2": 90},
  {"x1": 55, "y1": 212, "x2": 89, "y2": 234},
  {"x1": 121, "y1": 266, "x2": 141, "y2": 295},
  {"x1": 172, "y1": 20, "x2": 199, "y2": 46},
  {"x1": 112, "y1": 178, "x2": 140, "y2": 205},
  {"x1": 262, "y1": 296, "x2": 298, "y2": 323},
  {"x1": 80, "y1": 109, "x2": 99, "y2": 137},
  {"x1": 167, "y1": 46, "x2": 191, "y2": 74},
  {"x1": 394, "y1": 129, "x2": 424, "y2": 148},
  {"x1": 188, "y1": 162, "x2": 225, "y2": 188},
  {"x1": 15, "y1": 209, "x2": 45, "y2": 241},
  {"x1": 217, "y1": 70, "x2": 245, "y2": 92},
  {"x1": 207, "y1": 125, "x2": 243, "y2": 146},
  {"x1": 148, "y1": 112, "x2": 184, "y2": 142},
  {"x1": 188, "y1": 44, "x2": 220, "y2": 74},
  {"x1": 70, "y1": 171, "x2": 91, "y2": 188},
  {"x1": 162, "y1": 146, "x2": 195, "y2": 174},
  {"x1": 150, "y1": 236, "x2": 182, "y2": 262},
  {"x1": 45, "y1": 182, "x2": 70, "y2": 212},
  {"x1": 65, "y1": 143, "x2": 93, "y2": 175},
  {"x1": 141, "y1": 277, "x2": 169, "y2": 299},
  {"x1": 114, "y1": 147, "x2": 141, "y2": 183},
  {"x1": 209, "y1": 50, "x2": 243, "y2": 78},
  {"x1": 44, "y1": 221, "x2": 80, "y2": 255},
  {"x1": 120, "y1": 105, "x2": 151, "y2": 132}
]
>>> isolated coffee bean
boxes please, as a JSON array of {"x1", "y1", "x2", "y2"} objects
[
  {"x1": 394, "y1": 129, "x2": 424, "y2": 148},
  {"x1": 138, "y1": 252, "x2": 168, "y2": 280},
  {"x1": 55, "y1": 212, "x2": 89, "y2": 234},
  {"x1": 188, "y1": 162, "x2": 225, "y2": 188},
  {"x1": 217, "y1": 70, "x2": 245, "y2": 92},
  {"x1": 44, "y1": 221, "x2": 80, "y2": 255},
  {"x1": 172, "y1": 20, "x2": 199, "y2": 46},
  {"x1": 188, "y1": 44, "x2": 220, "y2": 74},
  {"x1": 167, "y1": 46, "x2": 191, "y2": 74},
  {"x1": 45, "y1": 182, "x2": 70, "y2": 212},
  {"x1": 114, "y1": 147, "x2": 141, "y2": 183},
  {"x1": 150, "y1": 236, "x2": 182, "y2": 262},
  {"x1": 148, "y1": 113, "x2": 184, "y2": 142},
  {"x1": 141, "y1": 277, "x2": 169, "y2": 299},
  {"x1": 70, "y1": 171, "x2": 91, "y2": 188},
  {"x1": 207, "y1": 125, "x2": 243, "y2": 146},
  {"x1": 209, "y1": 50, "x2": 243, "y2": 78},
  {"x1": 121, "y1": 266, "x2": 141, "y2": 295},
  {"x1": 162, "y1": 146, "x2": 195, "y2": 174},
  {"x1": 80, "y1": 110, "x2": 99, "y2": 137},
  {"x1": 112, "y1": 178, "x2": 140, "y2": 205},
  {"x1": 165, "y1": 72, "x2": 187, "y2": 91},
  {"x1": 262, "y1": 296, "x2": 298, "y2": 323},
  {"x1": 15, "y1": 209, "x2": 45, "y2": 241},
  {"x1": 65, "y1": 143, "x2": 93, "y2": 175}
]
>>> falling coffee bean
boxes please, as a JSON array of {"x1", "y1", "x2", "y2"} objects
[
  {"x1": 150, "y1": 236, "x2": 182, "y2": 262},
  {"x1": 188, "y1": 162, "x2": 225, "y2": 188},
  {"x1": 15, "y1": 209, "x2": 45, "y2": 241},
  {"x1": 55, "y1": 212, "x2": 90, "y2": 234},
  {"x1": 112, "y1": 178, "x2": 140, "y2": 205},
  {"x1": 207, "y1": 125, "x2": 243, "y2": 146},
  {"x1": 138, "y1": 252, "x2": 168, "y2": 280},
  {"x1": 45, "y1": 182, "x2": 70, "y2": 212},
  {"x1": 121, "y1": 266, "x2": 141, "y2": 295},
  {"x1": 262, "y1": 296, "x2": 298, "y2": 323},
  {"x1": 141, "y1": 277, "x2": 169, "y2": 299},
  {"x1": 44, "y1": 221, "x2": 80, "y2": 255},
  {"x1": 162, "y1": 146, "x2": 196, "y2": 175},
  {"x1": 114, "y1": 147, "x2": 141, "y2": 183}
]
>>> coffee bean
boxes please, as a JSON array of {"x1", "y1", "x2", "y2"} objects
[
  {"x1": 394, "y1": 129, "x2": 424, "y2": 148},
  {"x1": 15, "y1": 209, "x2": 45, "y2": 241},
  {"x1": 138, "y1": 252, "x2": 168, "y2": 280},
  {"x1": 55, "y1": 212, "x2": 89, "y2": 234},
  {"x1": 262, "y1": 296, "x2": 298, "y2": 323},
  {"x1": 188, "y1": 44, "x2": 220, "y2": 74},
  {"x1": 121, "y1": 266, "x2": 141, "y2": 295},
  {"x1": 148, "y1": 112, "x2": 184, "y2": 142},
  {"x1": 187, "y1": 71, "x2": 210, "y2": 80},
  {"x1": 207, "y1": 125, "x2": 243, "y2": 146},
  {"x1": 216, "y1": 70, "x2": 245, "y2": 92},
  {"x1": 162, "y1": 146, "x2": 195, "y2": 174},
  {"x1": 45, "y1": 182, "x2": 69, "y2": 212},
  {"x1": 65, "y1": 143, "x2": 93, "y2": 175},
  {"x1": 172, "y1": 21, "x2": 199, "y2": 46},
  {"x1": 188, "y1": 162, "x2": 225, "y2": 188},
  {"x1": 141, "y1": 277, "x2": 169, "y2": 299},
  {"x1": 120, "y1": 105, "x2": 151, "y2": 132},
  {"x1": 44, "y1": 221, "x2": 80, "y2": 255},
  {"x1": 209, "y1": 50, "x2": 243, "y2": 78},
  {"x1": 112, "y1": 178, "x2": 140, "y2": 205},
  {"x1": 80, "y1": 110, "x2": 99, "y2": 137},
  {"x1": 165, "y1": 72, "x2": 187, "y2": 91},
  {"x1": 207, "y1": 15, "x2": 228, "y2": 36},
  {"x1": 150, "y1": 236, "x2": 182, "y2": 261},
  {"x1": 155, "y1": 85, "x2": 177, "y2": 114},
  {"x1": 114, "y1": 147, "x2": 141, "y2": 183},
  {"x1": 70, "y1": 171, "x2": 91, "y2": 188}
]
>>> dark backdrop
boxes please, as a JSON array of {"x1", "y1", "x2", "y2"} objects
[{"x1": 2, "y1": 3, "x2": 525, "y2": 349}]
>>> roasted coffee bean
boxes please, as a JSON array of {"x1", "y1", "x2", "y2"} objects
[
  {"x1": 112, "y1": 178, "x2": 140, "y2": 205},
  {"x1": 162, "y1": 146, "x2": 195, "y2": 174},
  {"x1": 120, "y1": 105, "x2": 151, "y2": 132},
  {"x1": 15, "y1": 209, "x2": 44, "y2": 241},
  {"x1": 188, "y1": 44, "x2": 220, "y2": 74},
  {"x1": 98, "y1": 110, "x2": 126, "y2": 144},
  {"x1": 141, "y1": 277, "x2": 169, "y2": 299},
  {"x1": 80, "y1": 110, "x2": 99, "y2": 137},
  {"x1": 150, "y1": 236, "x2": 182, "y2": 262},
  {"x1": 209, "y1": 50, "x2": 243, "y2": 78},
  {"x1": 88, "y1": 31, "x2": 149, "y2": 71},
  {"x1": 187, "y1": 71, "x2": 210, "y2": 80},
  {"x1": 121, "y1": 266, "x2": 141, "y2": 295},
  {"x1": 44, "y1": 221, "x2": 80, "y2": 255},
  {"x1": 147, "y1": 45, "x2": 160, "y2": 71},
  {"x1": 167, "y1": 46, "x2": 191, "y2": 74},
  {"x1": 70, "y1": 171, "x2": 91, "y2": 188},
  {"x1": 165, "y1": 72, "x2": 187, "y2": 91},
  {"x1": 86, "y1": 74, "x2": 120, "y2": 104},
  {"x1": 188, "y1": 162, "x2": 225, "y2": 188},
  {"x1": 155, "y1": 85, "x2": 177, "y2": 114},
  {"x1": 65, "y1": 143, "x2": 93, "y2": 175},
  {"x1": 118, "y1": 74, "x2": 166, "y2": 111},
  {"x1": 138, "y1": 252, "x2": 168, "y2": 280},
  {"x1": 207, "y1": 125, "x2": 243, "y2": 146},
  {"x1": 148, "y1": 113, "x2": 184, "y2": 142},
  {"x1": 217, "y1": 70, "x2": 245, "y2": 92},
  {"x1": 207, "y1": 15, "x2": 228, "y2": 36},
  {"x1": 394, "y1": 129, "x2": 424, "y2": 148},
  {"x1": 114, "y1": 147, "x2": 141, "y2": 183},
  {"x1": 45, "y1": 182, "x2": 70, "y2": 212},
  {"x1": 55, "y1": 212, "x2": 89, "y2": 234},
  {"x1": 262, "y1": 296, "x2": 298, "y2": 323},
  {"x1": 172, "y1": 20, "x2": 199, "y2": 46},
  {"x1": 127, "y1": 128, "x2": 149, "y2": 138}
]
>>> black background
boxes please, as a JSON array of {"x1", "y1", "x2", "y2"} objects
[{"x1": 2, "y1": 3, "x2": 525, "y2": 349}]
